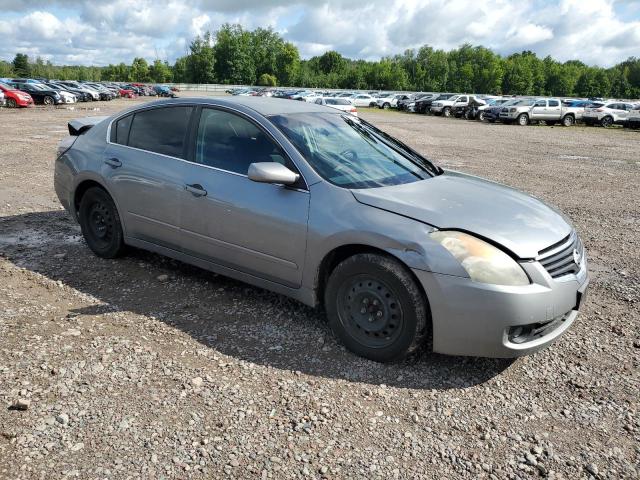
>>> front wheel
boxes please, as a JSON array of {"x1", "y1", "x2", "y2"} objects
[
  {"x1": 325, "y1": 253, "x2": 429, "y2": 362},
  {"x1": 477, "y1": 111, "x2": 485, "y2": 121},
  {"x1": 43, "y1": 95, "x2": 54, "y2": 106},
  {"x1": 78, "y1": 187, "x2": 125, "y2": 259},
  {"x1": 6, "y1": 98, "x2": 17, "y2": 108},
  {"x1": 517, "y1": 113, "x2": 529, "y2": 126},
  {"x1": 443, "y1": 107, "x2": 451, "y2": 117},
  {"x1": 382, "y1": 103, "x2": 391, "y2": 110}
]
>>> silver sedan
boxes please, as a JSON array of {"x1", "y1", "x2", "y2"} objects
[{"x1": 54, "y1": 97, "x2": 589, "y2": 362}]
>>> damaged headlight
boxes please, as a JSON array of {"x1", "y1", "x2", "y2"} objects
[{"x1": 430, "y1": 231, "x2": 529, "y2": 286}]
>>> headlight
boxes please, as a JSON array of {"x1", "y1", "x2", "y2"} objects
[
  {"x1": 510, "y1": 108, "x2": 517, "y2": 113},
  {"x1": 430, "y1": 231, "x2": 529, "y2": 286}
]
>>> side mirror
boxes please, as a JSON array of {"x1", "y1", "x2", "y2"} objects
[{"x1": 248, "y1": 162, "x2": 299, "y2": 185}]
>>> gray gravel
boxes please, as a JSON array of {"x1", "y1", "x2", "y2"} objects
[{"x1": 0, "y1": 96, "x2": 639, "y2": 479}]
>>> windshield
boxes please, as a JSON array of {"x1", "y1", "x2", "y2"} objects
[
  {"x1": 515, "y1": 99, "x2": 536, "y2": 106},
  {"x1": 270, "y1": 113, "x2": 441, "y2": 189}
]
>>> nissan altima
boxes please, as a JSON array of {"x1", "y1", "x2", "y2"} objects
[{"x1": 54, "y1": 97, "x2": 589, "y2": 362}]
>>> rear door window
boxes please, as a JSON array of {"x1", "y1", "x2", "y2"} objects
[
  {"x1": 127, "y1": 106, "x2": 193, "y2": 158},
  {"x1": 548, "y1": 100, "x2": 559, "y2": 107}
]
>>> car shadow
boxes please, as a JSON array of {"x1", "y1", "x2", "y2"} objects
[{"x1": 0, "y1": 210, "x2": 515, "y2": 390}]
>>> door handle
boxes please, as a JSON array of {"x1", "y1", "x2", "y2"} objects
[
  {"x1": 104, "y1": 157, "x2": 122, "y2": 168},
  {"x1": 185, "y1": 183, "x2": 207, "y2": 197}
]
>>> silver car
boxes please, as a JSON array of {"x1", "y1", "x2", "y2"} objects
[{"x1": 54, "y1": 97, "x2": 589, "y2": 362}]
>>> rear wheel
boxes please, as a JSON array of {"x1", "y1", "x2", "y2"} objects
[
  {"x1": 325, "y1": 253, "x2": 429, "y2": 362},
  {"x1": 600, "y1": 116, "x2": 613, "y2": 128},
  {"x1": 78, "y1": 187, "x2": 125, "y2": 259},
  {"x1": 517, "y1": 113, "x2": 529, "y2": 126},
  {"x1": 562, "y1": 115, "x2": 574, "y2": 127},
  {"x1": 6, "y1": 98, "x2": 17, "y2": 108}
]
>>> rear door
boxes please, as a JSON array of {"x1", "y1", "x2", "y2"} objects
[
  {"x1": 179, "y1": 107, "x2": 310, "y2": 287},
  {"x1": 547, "y1": 99, "x2": 561, "y2": 120},
  {"x1": 103, "y1": 105, "x2": 194, "y2": 251}
]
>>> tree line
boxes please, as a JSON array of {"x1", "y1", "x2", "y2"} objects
[{"x1": 2, "y1": 24, "x2": 640, "y2": 98}]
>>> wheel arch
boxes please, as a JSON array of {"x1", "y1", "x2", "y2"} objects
[
  {"x1": 315, "y1": 243, "x2": 430, "y2": 312},
  {"x1": 72, "y1": 177, "x2": 123, "y2": 230}
]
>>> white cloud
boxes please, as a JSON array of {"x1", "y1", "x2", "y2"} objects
[{"x1": 0, "y1": 0, "x2": 638, "y2": 67}]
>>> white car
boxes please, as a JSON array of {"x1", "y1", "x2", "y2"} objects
[
  {"x1": 293, "y1": 91, "x2": 322, "y2": 102},
  {"x1": 349, "y1": 94, "x2": 378, "y2": 107},
  {"x1": 625, "y1": 104, "x2": 640, "y2": 129},
  {"x1": 431, "y1": 95, "x2": 466, "y2": 117},
  {"x1": 0, "y1": 90, "x2": 4, "y2": 107},
  {"x1": 377, "y1": 94, "x2": 410, "y2": 109},
  {"x1": 59, "y1": 81, "x2": 100, "y2": 101},
  {"x1": 582, "y1": 101, "x2": 636, "y2": 127},
  {"x1": 314, "y1": 97, "x2": 358, "y2": 116}
]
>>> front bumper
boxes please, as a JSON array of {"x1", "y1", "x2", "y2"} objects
[
  {"x1": 430, "y1": 105, "x2": 444, "y2": 113},
  {"x1": 412, "y1": 255, "x2": 589, "y2": 358}
]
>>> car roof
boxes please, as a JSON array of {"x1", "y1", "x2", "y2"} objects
[{"x1": 144, "y1": 96, "x2": 333, "y2": 116}]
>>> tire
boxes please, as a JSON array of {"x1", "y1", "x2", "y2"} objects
[
  {"x1": 6, "y1": 98, "x2": 17, "y2": 108},
  {"x1": 561, "y1": 115, "x2": 574, "y2": 127},
  {"x1": 477, "y1": 111, "x2": 485, "y2": 121},
  {"x1": 517, "y1": 113, "x2": 529, "y2": 126},
  {"x1": 600, "y1": 116, "x2": 613, "y2": 128},
  {"x1": 43, "y1": 95, "x2": 54, "y2": 106},
  {"x1": 369, "y1": 102, "x2": 376, "y2": 107},
  {"x1": 382, "y1": 103, "x2": 391, "y2": 110},
  {"x1": 78, "y1": 187, "x2": 125, "y2": 259},
  {"x1": 443, "y1": 107, "x2": 451, "y2": 118},
  {"x1": 324, "y1": 253, "x2": 430, "y2": 362}
]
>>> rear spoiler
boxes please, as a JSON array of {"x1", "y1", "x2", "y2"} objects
[{"x1": 68, "y1": 116, "x2": 109, "y2": 136}]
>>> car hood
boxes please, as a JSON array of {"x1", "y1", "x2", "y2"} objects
[{"x1": 351, "y1": 171, "x2": 572, "y2": 259}]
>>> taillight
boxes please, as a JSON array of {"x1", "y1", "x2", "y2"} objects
[
  {"x1": 595, "y1": 108, "x2": 604, "y2": 112},
  {"x1": 350, "y1": 108, "x2": 357, "y2": 113}
]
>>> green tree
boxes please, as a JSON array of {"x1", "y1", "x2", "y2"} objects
[
  {"x1": 318, "y1": 51, "x2": 346, "y2": 75},
  {"x1": 213, "y1": 24, "x2": 255, "y2": 84},
  {"x1": 129, "y1": 57, "x2": 150, "y2": 82},
  {"x1": 149, "y1": 59, "x2": 171, "y2": 83},
  {"x1": 186, "y1": 32, "x2": 216, "y2": 83},
  {"x1": 257, "y1": 73, "x2": 277, "y2": 86},
  {"x1": 12, "y1": 53, "x2": 30, "y2": 77}
]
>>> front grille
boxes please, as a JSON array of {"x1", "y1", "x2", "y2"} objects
[{"x1": 537, "y1": 231, "x2": 583, "y2": 279}]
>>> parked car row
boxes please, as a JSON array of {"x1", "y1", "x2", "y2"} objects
[
  {"x1": 0, "y1": 78, "x2": 177, "y2": 108},
  {"x1": 381, "y1": 91, "x2": 640, "y2": 128}
]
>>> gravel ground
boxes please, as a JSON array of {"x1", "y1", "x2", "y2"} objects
[{"x1": 0, "y1": 95, "x2": 638, "y2": 479}]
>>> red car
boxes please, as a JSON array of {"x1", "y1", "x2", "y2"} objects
[
  {"x1": 118, "y1": 87, "x2": 136, "y2": 98},
  {"x1": 0, "y1": 82, "x2": 34, "y2": 107}
]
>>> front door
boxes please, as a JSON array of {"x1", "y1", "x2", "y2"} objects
[
  {"x1": 103, "y1": 105, "x2": 194, "y2": 251},
  {"x1": 180, "y1": 107, "x2": 310, "y2": 287}
]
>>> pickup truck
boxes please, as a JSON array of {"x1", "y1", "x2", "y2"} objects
[
  {"x1": 430, "y1": 94, "x2": 468, "y2": 117},
  {"x1": 377, "y1": 93, "x2": 411, "y2": 109},
  {"x1": 498, "y1": 98, "x2": 583, "y2": 126}
]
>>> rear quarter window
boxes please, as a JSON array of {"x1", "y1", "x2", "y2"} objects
[{"x1": 127, "y1": 106, "x2": 193, "y2": 159}]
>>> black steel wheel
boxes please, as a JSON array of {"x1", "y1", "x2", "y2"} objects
[
  {"x1": 325, "y1": 253, "x2": 430, "y2": 362},
  {"x1": 78, "y1": 187, "x2": 125, "y2": 258}
]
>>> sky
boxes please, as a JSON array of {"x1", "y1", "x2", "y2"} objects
[{"x1": 1, "y1": 0, "x2": 639, "y2": 67}]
